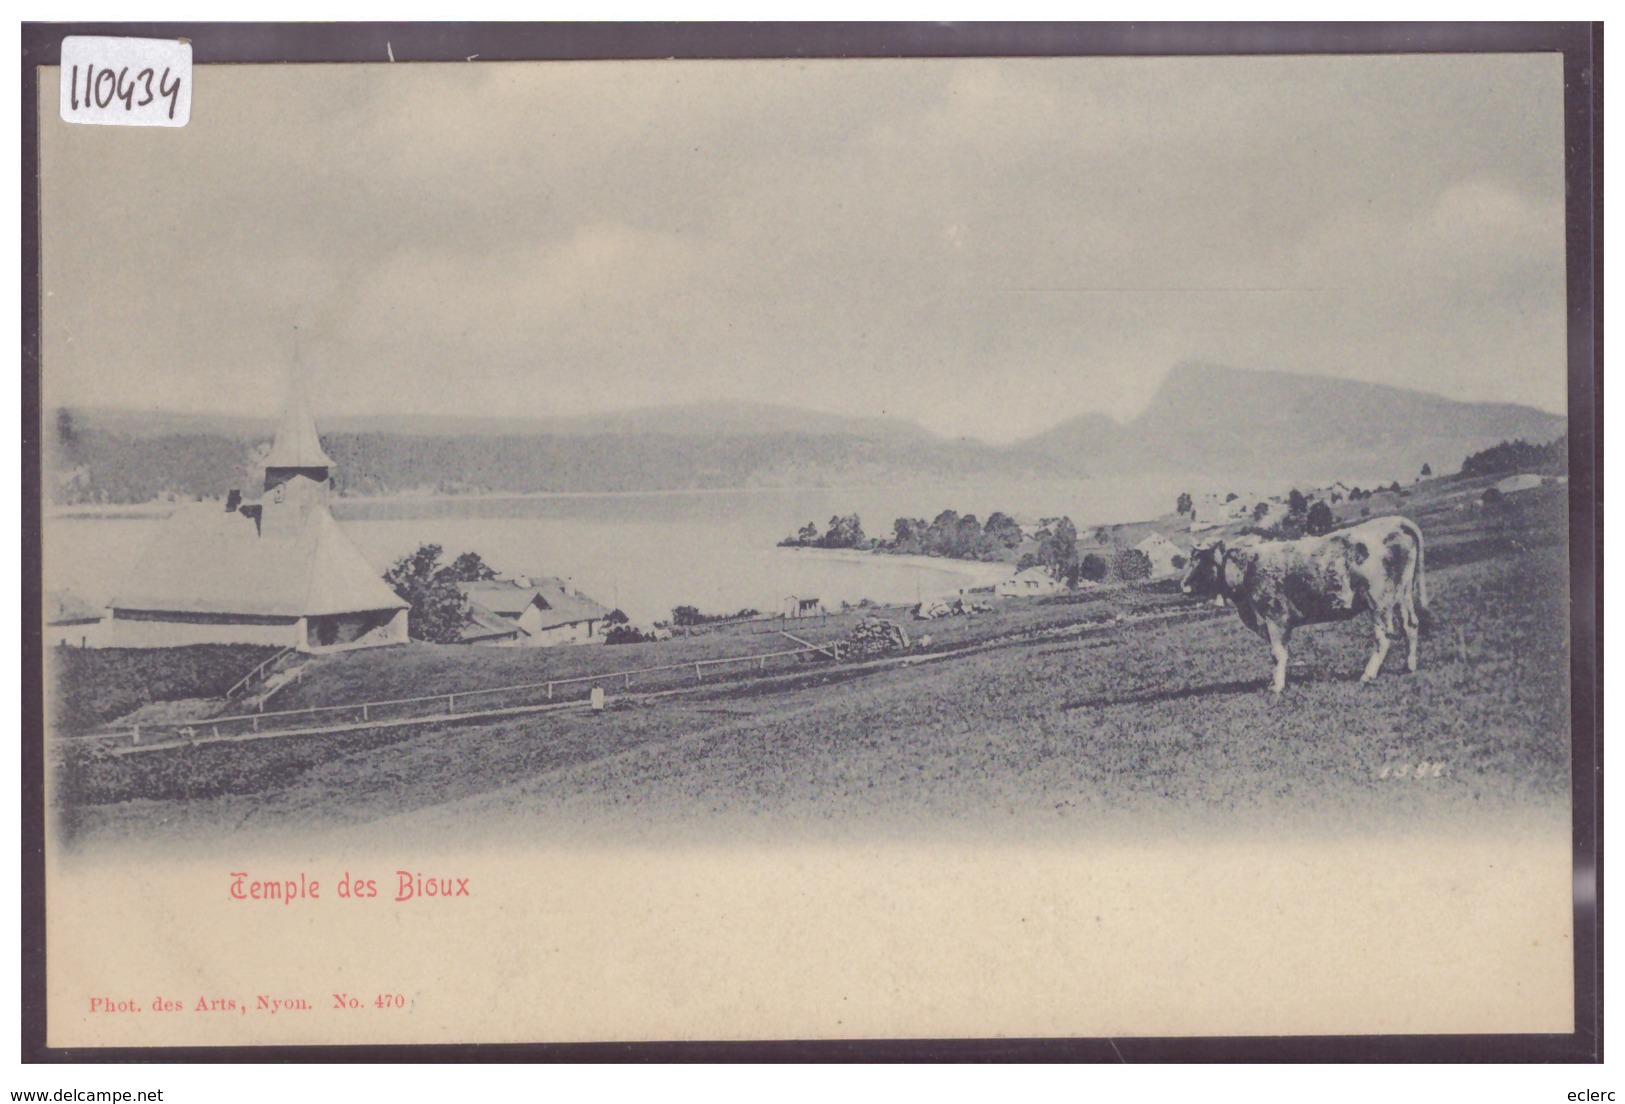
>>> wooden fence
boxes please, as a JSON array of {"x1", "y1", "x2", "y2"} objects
[{"x1": 79, "y1": 638, "x2": 843, "y2": 749}]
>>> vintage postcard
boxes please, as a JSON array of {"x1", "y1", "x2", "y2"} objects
[{"x1": 30, "y1": 33, "x2": 1591, "y2": 1052}]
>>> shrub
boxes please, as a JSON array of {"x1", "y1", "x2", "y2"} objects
[
  {"x1": 1110, "y1": 547, "x2": 1153, "y2": 582},
  {"x1": 1079, "y1": 553, "x2": 1109, "y2": 583},
  {"x1": 604, "y1": 624, "x2": 653, "y2": 645},
  {"x1": 1306, "y1": 501, "x2": 1335, "y2": 536}
]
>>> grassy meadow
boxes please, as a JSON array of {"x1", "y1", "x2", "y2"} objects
[{"x1": 52, "y1": 472, "x2": 1573, "y2": 853}]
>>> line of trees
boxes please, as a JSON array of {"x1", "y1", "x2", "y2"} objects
[
  {"x1": 781, "y1": 509, "x2": 1031, "y2": 563},
  {"x1": 1460, "y1": 435, "x2": 1567, "y2": 477}
]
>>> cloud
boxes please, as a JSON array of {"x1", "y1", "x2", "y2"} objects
[{"x1": 39, "y1": 52, "x2": 1569, "y2": 441}]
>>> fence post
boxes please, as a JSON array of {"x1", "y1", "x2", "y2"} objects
[
  {"x1": 252, "y1": 716, "x2": 258, "y2": 733},
  {"x1": 694, "y1": 663, "x2": 702, "y2": 681},
  {"x1": 132, "y1": 725, "x2": 140, "y2": 747},
  {"x1": 362, "y1": 703, "x2": 369, "y2": 722},
  {"x1": 447, "y1": 695, "x2": 455, "y2": 714},
  {"x1": 624, "y1": 673, "x2": 631, "y2": 690},
  {"x1": 547, "y1": 683, "x2": 553, "y2": 701}
]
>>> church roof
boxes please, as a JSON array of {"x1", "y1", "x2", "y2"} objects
[
  {"x1": 262, "y1": 373, "x2": 335, "y2": 471},
  {"x1": 111, "y1": 501, "x2": 406, "y2": 618}
]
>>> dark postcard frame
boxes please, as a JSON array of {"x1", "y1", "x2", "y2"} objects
[{"x1": 20, "y1": 21, "x2": 1602, "y2": 1063}]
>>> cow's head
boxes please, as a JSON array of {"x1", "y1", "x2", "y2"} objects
[
  {"x1": 1181, "y1": 540, "x2": 1253, "y2": 598},
  {"x1": 1180, "y1": 541, "x2": 1225, "y2": 597}
]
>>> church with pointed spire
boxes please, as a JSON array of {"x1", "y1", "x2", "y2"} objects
[{"x1": 105, "y1": 377, "x2": 409, "y2": 651}]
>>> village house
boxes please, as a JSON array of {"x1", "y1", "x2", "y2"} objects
[
  {"x1": 103, "y1": 376, "x2": 409, "y2": 651},
  {"x1": 995, "y1": 565, "x2": 1063, "y2": 598},
  {"x1": 457, "y1": 576, "x2": 609, "y2": 647},
  {"x1": 1134, "y1": 532, "x2": 1186, "y2": 578},
  {"x1": 783, "y1": 595, "x2": 825, "y2": 619},
  {"x1": 1190, "y1": 492, "x2": 1254, "y2": 529}
]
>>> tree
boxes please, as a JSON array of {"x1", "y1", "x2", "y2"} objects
[
  {"x1": 952, "y1": 514, "x2": 987, "y2": 559},
  {"x1": 1037, "y1": 517, "x2": 1078, "y2": 582},
  {"x1": 444, "y1": 551, "x2": 498, "y2": 583},
  {"x1": 1305, "y1": 500, "x2": 1336, "y2": 536},
  {"x1": 383, "y1": 544, "x2": 467, "y2": 644},
  {"x1": 1225, "y1": 492, "x2": 1239, "y2": 502},
  {"x1": 1111, "y1": 546, "x2": 1152, "y2": 582},
  {"x1": 1420, "y1": 462, "x2": 1433, "y2": 478},
  {"x1": 604, "y1": 608, "x2": 630, "y2": 625},
  {"x1": 818, "y1": 513, "x2": 867, "y2": 550},
  {"x1": 1079, "y1": 552, "x2": 1109, "y2": 583},
  {"x1": 923, "y1": 509, "x2": 961, "y2": 556},
  {"x1": 891, "y1": 516, "x2": 927, "y2": 553},
  {"x1": 1287, "y1": 488, "x2": 1308, "y2": 514},
  {"x1": 1175, "y1": 492, "x2": 1193, "y2": 517},
  {"x1": 983, "y1": 511, "x2": 1024, "y2": 550},
  {"x1": 1252, "y1": 501, "x2": 1271, "y2": 522},
  {"x1": 670, "y1": 605, "x2": 703, "y2": 627}
]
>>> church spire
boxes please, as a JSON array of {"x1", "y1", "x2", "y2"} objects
[{"x1": 263, "y1": 368, "x2": 335, "y2": 492}]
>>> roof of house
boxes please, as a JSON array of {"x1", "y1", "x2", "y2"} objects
[
  {"x1": 459, "y1": 578, "x2": 609, "y2": 629},
  {"x1": 459, "y1": 607, "x2": 527, "y2": 643},
  {"x1": 45, "y1": 589, "x2": 103, "y2": 624},
  {"x1": 111, "y1": 501, "x2": 407, "y2": 618},
  {"x1": 532, "y1": 589, "x2": 609, "y2": 630},
  {"x1": 456, "y1": 577, "x2": 565, "y2": 615},
  {"x1": 262, "y1": 373, "x2": 335, "y2": 471}
]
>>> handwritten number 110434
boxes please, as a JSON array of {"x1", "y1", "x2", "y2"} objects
[{"x1": 67, "y1": 64, "x2": 183, "y2": 120}]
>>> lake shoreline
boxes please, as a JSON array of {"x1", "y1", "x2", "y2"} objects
[{"x1": 774, "y1": 545, "x2": 1015, "y2": 589}]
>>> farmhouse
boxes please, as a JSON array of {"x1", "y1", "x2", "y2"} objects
[
  {"x1": 995, "y1": 565, "x2": 1062, "y2": 598},
  {"x1": 783, "y1": 595, "x2": 825, "y2": 618},
  {"x1": 1134, "y1": 532, "x2": 1186, "y2": 578},
  {"x1": 457, "y1": 577, "x2": 609, "y2": 647},
  {"x1": 1192, "y1": 492, "x2": 1253, "y2": 527},
  {"x1": 103, "y1": 377, "x2": 409, "y2": 651}
]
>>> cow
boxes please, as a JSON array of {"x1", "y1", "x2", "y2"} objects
[{"x1": 1179, "y1": 516, "x2": 1427, "y2": 693}]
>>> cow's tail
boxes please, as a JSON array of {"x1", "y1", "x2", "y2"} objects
[{"x1": 1402, "y1": 518, "x2": 1429, "y2": 621}]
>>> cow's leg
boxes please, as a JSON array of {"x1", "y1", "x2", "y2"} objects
[
  {"x1": 1399, "y1": 595, "x2": 1420, "y2": 673},
  {"x1": 1266, "y1": 621, "x2": 1290, "y2": 694},
  {"x1": 1362, "y1": 610, "x2": 1394, "y2": 682}
]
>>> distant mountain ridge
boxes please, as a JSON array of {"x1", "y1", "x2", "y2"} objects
[
  {"x1": 56, "y1": 400, "x2": 938, "y2": 442},
  {"x1": 48, "y1": 365, "x2": 1565, "y2": 504},
  {"x1": 1020, "y1": 362, "x2": 1565, "y2": 485}
]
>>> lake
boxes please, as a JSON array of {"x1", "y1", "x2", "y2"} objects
[{"x1": 44, "y1": 476, "x2": 1210, "y2": 625}]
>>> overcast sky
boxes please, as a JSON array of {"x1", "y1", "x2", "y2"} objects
[{"x1": 39, "y1": 53, "x2": 1567, "y2": 443}]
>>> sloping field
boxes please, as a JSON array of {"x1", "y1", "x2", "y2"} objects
[{"x1": 55, "y1": 473, "x2": 1572, "y2": 853}]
